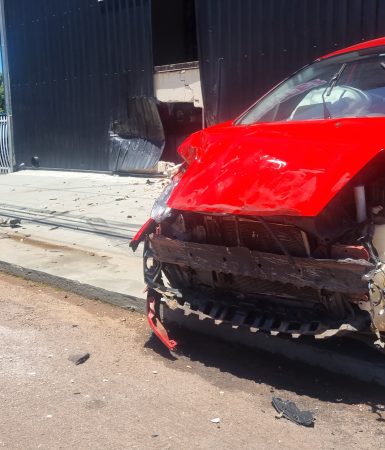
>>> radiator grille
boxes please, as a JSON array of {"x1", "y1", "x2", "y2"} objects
[
  {"x1": 369, "y1": 179, "x2": 385, "y2": 207},
  {"x1": 207, "y1": 216, "x2": 309, "y2": 257}
]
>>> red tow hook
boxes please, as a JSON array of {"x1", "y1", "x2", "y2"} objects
[{"x1": 147, "y1": 292, "x2": 177, "y2": 351}]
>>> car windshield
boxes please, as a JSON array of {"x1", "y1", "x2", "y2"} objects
[{"x1": 238, "y1": 50, "x2": 385, "y2": 125}]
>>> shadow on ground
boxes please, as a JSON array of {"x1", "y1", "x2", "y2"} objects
[{"x1": 145, "y1": 326, "x2": 385, "y2": 418}]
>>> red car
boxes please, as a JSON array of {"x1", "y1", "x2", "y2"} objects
[{"x1": 132, "y1": 37, "x2": 385, "y2": 351}]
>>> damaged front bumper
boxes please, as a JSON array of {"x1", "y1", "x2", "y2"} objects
[
  {"x1": 149, "y1": 235, "x2": 373, "y2": 295},
  {"x1": 130, "y1": 174, "x2": 385, "y2": 351},
  {"x1": 137, "y1": 229, "x2": 385, "y2": 350}
]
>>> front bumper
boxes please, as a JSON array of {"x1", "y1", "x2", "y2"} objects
[
  {"x1": 142, "y1": 234, "x2": 377, "y2": 347},
  {"x1": 149, "y1": 235, "x2": 373, "y2": 295}
]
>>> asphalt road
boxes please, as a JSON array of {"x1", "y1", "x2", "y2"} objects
[{"x1": 1, "y1": 272, "x2": 385, "y2": 450}]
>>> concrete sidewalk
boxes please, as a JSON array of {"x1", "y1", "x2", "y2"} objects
[{"x1": 0, "y1": 170, "x2": 164, "y2": 307}]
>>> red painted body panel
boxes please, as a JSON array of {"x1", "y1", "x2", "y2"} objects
[
  {"x1": 166, "y1": 38, "x2": 385, "y2": 218},
  {"x1": 168, "y1": 117, "x2": 385, "y2": 217},
  {"x1": 321, "y1": 37, "x2": 385, "y2": 60},
  {"x1": 147, "y1": 292, "x2": 177, "y2": 351},
  {"x1": 129, "y1": 218, "x2": 156, "y2": 251}
]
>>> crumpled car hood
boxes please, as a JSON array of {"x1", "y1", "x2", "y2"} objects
[{"x1": 168, "y1": 118, "x2": 385, "y2": 217}]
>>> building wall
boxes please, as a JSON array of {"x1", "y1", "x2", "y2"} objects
[
  {"x1": 5, "y1": 0, "x2": 159, "y2": 171},
  {"x1": 5, "y1": 0, "x2": 385, "y2": 170}
]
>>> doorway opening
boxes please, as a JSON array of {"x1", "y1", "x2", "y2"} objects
[{"x1": 152, "y1": 0, "x2": 203, "y2": 163}]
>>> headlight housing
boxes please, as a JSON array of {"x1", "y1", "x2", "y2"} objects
[{"x1": 150, "y1": 177, "x2": 179, "y2": 223}]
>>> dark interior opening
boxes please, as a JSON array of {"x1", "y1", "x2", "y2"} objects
[
  {"x1": 158, "y1": 102, "x2": 202, "y2": 163},
  {"x1": 152, "y1": 0, "x2": 201, "y2": 164},
  {"x1": 151, "y1": 0, "x2": 198, "y2": 66}
]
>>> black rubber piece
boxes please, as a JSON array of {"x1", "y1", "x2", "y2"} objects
[
  {"x1": 69, "y1": 353, "x2": 90, "y2": 366},
  {"x1": 272, "y1": 397, "x2": 314, "y2": 427}
]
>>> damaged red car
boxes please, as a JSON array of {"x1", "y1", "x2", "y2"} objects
[{"x1": 131, "y1": 37, "x2": 385, "y2": 352}]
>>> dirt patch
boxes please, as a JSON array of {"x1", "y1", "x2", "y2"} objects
[{"x1": 0, "y1": 272, "x2": 384, "y2": 449}]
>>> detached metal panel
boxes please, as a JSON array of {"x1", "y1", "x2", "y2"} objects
[
  {"x1": 4, "y1": 0, "x2": 160, "y2": 171},
  {"x1": 195, "y1": 0, "x2": 385, "y2": 125}
]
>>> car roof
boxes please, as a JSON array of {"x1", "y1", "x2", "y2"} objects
[{"x1": 320, "y1": 36, "x2": 385, "y2": 60}]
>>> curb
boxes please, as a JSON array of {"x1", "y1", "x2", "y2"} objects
[{"x1": 0, "y1": 259, "x2": 145, "y2": 314}]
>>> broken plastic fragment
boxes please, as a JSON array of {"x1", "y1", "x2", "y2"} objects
[
  {"x1": 69, "y1": 353, "x2": 90, "y2": 365},
  {"x1": 272, "y1": 397, "x2": 314, "y2": 427}
]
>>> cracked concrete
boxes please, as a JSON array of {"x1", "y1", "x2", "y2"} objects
[{"x1": 0, "y1": 170, "x2": 163, "y2": 303}]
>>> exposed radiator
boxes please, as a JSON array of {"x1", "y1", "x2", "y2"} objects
[{"x1": 204, "y1": 216, "x2": 310, "y2": 257}]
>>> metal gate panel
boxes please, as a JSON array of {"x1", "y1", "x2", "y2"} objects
[
  {"x1": 3, "y1": 0, "x2": 158, "y2": 172},
  {"x1": 0, "y1": 114, "x2": 9, "y2": 174}
]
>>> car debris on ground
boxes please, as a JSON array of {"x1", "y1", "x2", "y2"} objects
[
  {"x1": 0, "y1": 217, "x2": 21, "y2": 228},
  {"x1": 272, "y1": 397, "x2": 315, "y2": 427},
  {"x1": 210, "y1": 418, "x2": 221, "y2": 424},
  {"x1": 68, "y1": 352, "x2": 90, "y2": 365}
]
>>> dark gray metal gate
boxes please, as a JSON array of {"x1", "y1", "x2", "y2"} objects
[
  {"x1": 0, "y1": 114, "x2": 10, "y2": 174},
  {"x1": 4, "y1": 0, "x2": 385, "y2": 170},
  {"x1": 3, "y1": 0, "x2": 161, "y2": 172}
]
